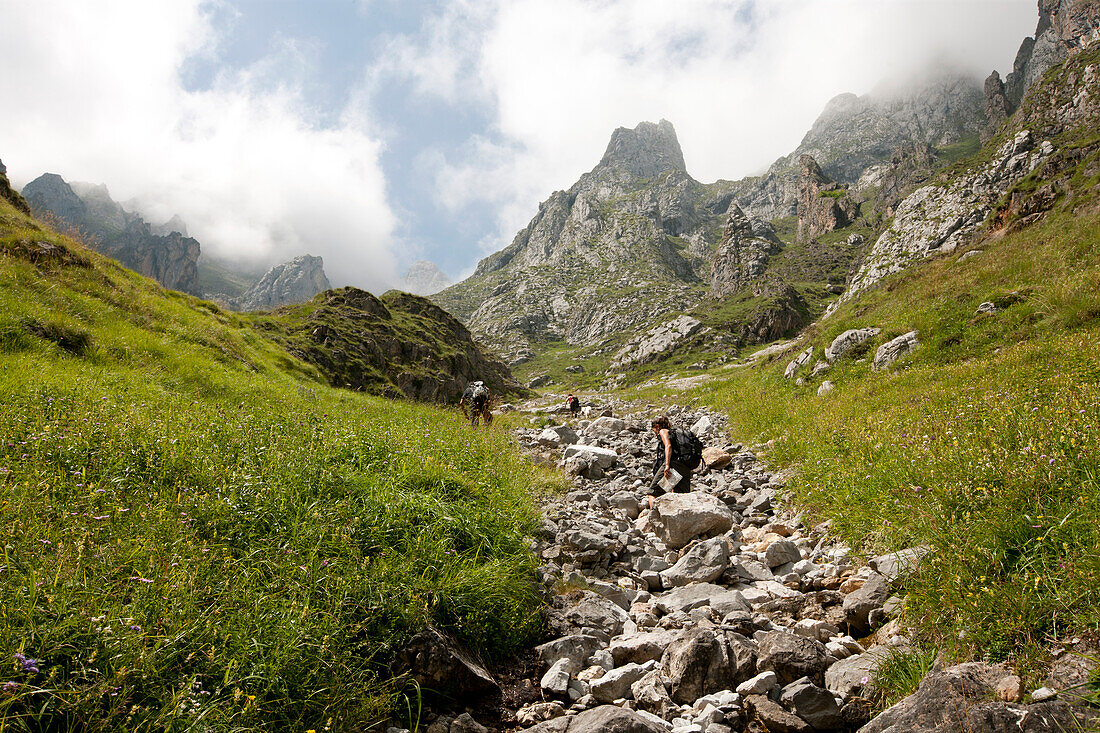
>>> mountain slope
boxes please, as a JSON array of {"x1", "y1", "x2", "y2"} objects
[
  {"x1": 434, "y1": 120, "x2": 738, "y2": 361},
  {"x1": 22, "y1": 173, "x2": 202, "y2": 295},
  {"x1": 0, "y1": 190, "x2": 550, "y2": 730}
]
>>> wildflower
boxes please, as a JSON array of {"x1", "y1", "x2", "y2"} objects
[
  {"x1": 860, "y1": 676, "x2": 869, "y2": 684},
  {"x1": 130, "y1": 625, "x2": 141, "y2": 632},
  {"x1": 13, "y1": 653, "x2": 40, "y2": 674},
  {"x1": 2, "y1": 681, "x2": 19, "y2": 692}
]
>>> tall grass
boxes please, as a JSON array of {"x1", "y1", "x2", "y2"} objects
[
  {"x1": 0, "y1": 200, "x2": 558, "y2": 731},
  {"x1": 652, "y1": 205, "x2": 1100, "y2": 681}
]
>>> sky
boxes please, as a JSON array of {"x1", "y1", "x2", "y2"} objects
[{"x1": 0, "y1": 0, "x2": 1036, "y2": 292}]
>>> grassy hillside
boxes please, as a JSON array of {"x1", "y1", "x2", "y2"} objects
[
  {"x1": 634, "y1": 174, "x2": 1100, "y2": 683},
  {"x1": 0, "y1": 197, "x2": 557, "y2": 731}
]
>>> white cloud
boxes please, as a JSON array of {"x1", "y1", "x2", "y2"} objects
[
  {"x1": 378, "y1": 0, "x2": 1036, "y2": 255},
  {"x1": 0, "y1": 0, "x2": 397, "y2": 290}
]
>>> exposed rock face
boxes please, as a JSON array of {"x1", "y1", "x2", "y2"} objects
[
  {"x1": 22, "y1": 173, "x2": 201, "y2": 295},
  {"x1": 1006, "y1": 0, "x2": 1100, "y2": 107},
  {"x1": 610, "y1": 315, "x2": 705, "y2": 371},
  {"x1": 842, "y1": 131, "x2": 1055, "y2": 302},
  {"x1": 151, "y1": 214, "x2": 188, "y2": 237},
  {"x1": 434, "y1": 120, "x2": 736, "y2": 359},
  {"x1": 235, "y1": 255, "x2": 331, "y2": 311},
  {"x1": 983, "y1": 71, "x2": 1015, "y2": 142},
  {"x1": 258, "y1": 287, "x2": 526, "y2": 402},
  {"x1": 0, "y1": 158, "x2": 30, "y2": 215},
  {"x1": 403, "y1": 259, "x2": 453, "y2": 296},
  {"x1": 709, "y1": 204, "x2": 781, "y2": 297},
  {"x1": 734, "y1": 72, "x2": 988, "y2": 221},
  {"x1": 796, "y1": 155, "x2": 858, "y2": 243},
  {"x1": 863, "y1": 662, "x2": 1096, "y2": 732}
]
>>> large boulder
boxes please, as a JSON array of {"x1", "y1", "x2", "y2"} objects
[
  {"x1": 552, "y1": 592, "x2": 630, "y2": 639},
  {"x1": 756, "y1": 631, "x2": 828, "y2": 686},
  {"x1": 651, "y1": 493, "x2": 737, "y2": 549},
  {"x1": 842, "y1": 572, "x2": 891, "y2": 634},
  {"x1": 610, "y1": 630, "x2": 679, "y2": 666},
  {"x1": 872, "y1": 331, "x2": 919, "y2": 371},
  {"x1": 654, "y1": 583, "x2": 749, "y2": 615},
  {"x1": 535, "y1": 635, "x2": 605, "y2": 669},
  {"x1": 563, "y1": 444, "x2": 619, "y2": 470},
  {"x1": 631, "y1": 670, "x2": 677, "y2": 718},
  {"x1": 660, "y1": 536, "x2": 731, "y2": 587},
  {"x1": 744, "y1": 694, "x2": 812, "y2": 733},
  {"x1": 825, "y1": 646, "x2": 895, "y2": 698},
  {"x1": 824, "y1": 327, "x2": 881, "y2": 362},
  {"x1": 780, "y1": 679, "x2": 843, "y2": 730},
  {"x1": 589, "y1": 661, "x2": 655, "y2": 703},
  {"x1": 390, "y1": 625, "x2": 499, "y2": 699},
  {"x1": 861, "y1": 662, "x2": 1092, "y2": 733},
  {"x1": 661, "y1": 628, "x2": 739, "y2": 704},
  {"x1": 784, "y1": 346, "x2": 814, "y2": 379},
  {"x1": 870, "y1": 546, "x2": 930, "y2": 581},
  {"x1": 701, "y1": 446, "x2": 731, "y2": 469},
  {"x1": 521, "y1": 704, "x2": 667, "y2": 733}
]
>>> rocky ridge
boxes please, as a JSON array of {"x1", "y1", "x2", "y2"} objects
[
  {"x1": 393, "y1": 399, "x2": 1097, "y2": 733},
  {"x1": 256, "y1": 287, "x2": 527, "y2": 402},
  {"x1": 404, "y1": 260, "x2": 453, "y2": 296},
  {"x1": 836, "y1": 27, "x2": 1100, "y2": 307},
  {"x1": 434, "y1": 120, "x2": 738, "y2": 360},
  {"x1": 218, "y1": 254, "x2": 332, "y2": 311},
  {"x1": 0, "y1": 157, "x2": 30, "y2": 215},
  {"x1": 21, "y1": 173, "x2": 202, "y2": 295}
]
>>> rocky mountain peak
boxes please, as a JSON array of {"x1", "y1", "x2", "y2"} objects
[
  {"x1": 23, "y1": 173, "x2": 88, "y2": 226},
  {"x1": 22, "y1": 172, "x2": 200, "y2": 295},
  {"x1": 403, "y1": 260, "x2": 453, "y2": 296},
  {"x1": 597, "y1": 119, "x2": 686, "y2": 178},
  {"x1": 1006, "y1": 0, "x2": 1100, "y2": 106},
  {"x1": 237, "y1": 254, "x2": 331, "y2": 311}
]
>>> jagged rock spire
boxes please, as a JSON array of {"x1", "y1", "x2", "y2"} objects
[{"x1": 597, "y1": 119, "x2": 686, "y2": 178}]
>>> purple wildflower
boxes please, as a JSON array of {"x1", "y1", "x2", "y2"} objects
[{"x1": 13, "y1": 653, "x2": 40, "y2": 674}]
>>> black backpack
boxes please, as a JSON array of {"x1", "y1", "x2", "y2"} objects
[{"x1": 670, "y1": 427, "x2": 705, "y2": 470}]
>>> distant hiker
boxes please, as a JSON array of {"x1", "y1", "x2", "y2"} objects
[
  {"x1": 647, "y1": 415, "x2": 704, "y2": 505},
  {"x1": 460, "y1": 380, "x2": 492, "y2": 427},
  {"x1": 566, "y1": 394, "x2": 580, "y2": 415}
]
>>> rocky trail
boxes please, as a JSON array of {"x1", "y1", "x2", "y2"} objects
[{"x1": 400, "y1": 399, "x2": 1098, "y2": 733}]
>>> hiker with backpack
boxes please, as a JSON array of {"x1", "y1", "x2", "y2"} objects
[
  {"x1": 460, "y1": 380, "x2": 493, "y2": 427},
  {"x1": 647, "y1": 414, "x2": 704, "y2": 504},
  {"x1": 566, "y1": 394, "x2": 580, "y2": 416}
]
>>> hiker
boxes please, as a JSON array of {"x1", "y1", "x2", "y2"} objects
[
  {"x1": 460, "y1": 380, "x2": 492, "y2": 427},
  {"x1": 647, "y1": 415, "x2": 704, "y2": 505},
  {"x1": 566, "y1": 394, "x2": 580, "y2": 416}
]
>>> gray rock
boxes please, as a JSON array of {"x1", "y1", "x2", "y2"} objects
[
  {"x1": 390, "y1": 625, "x2": 499, "y2": 698},
  {"x1": 779, "y1": 679, "x2": 842, "y2": 730},
  {"x1": 756, "y1": 631, "x2": 828, "y2": 686},
  {"x1": 869, "y1": 546, "x2": 930, "y2": 581},
  {"x1": 651, "y1": 494, "x2": 737, "y2": 549},
  {"x1": 842, "y1": 573, "x2": 891, "y2": 633},
  {"x1": 522, "y1": 704, "x2": 669, "y2": 733},
  {"x1": 816, "y1": 380, "x2": 834, "y2": 396},
  {"x1": 590, "y1": 416, "x2": 627, "y2": 435},
  {"x1": 542, "y1": 657, "x2": 574, "y2": 695},
  {"x1": 610, "y1": 630, "x2": 679, "y2": 666},
  {"x1": 735, "y1": 670, "x2": 777, "y2": 696},
  {"x1": 861, "y1": 662, "x2": 1090, "y2": 733},
  {"x1": 450, "y1": 713, "x2": 489, "y2": 733},
  {"x1": 536, "y1": 635, "x2": 605, "y2": 668},
  {"x1": 590, "y1": 661, "x2": 654, "y2": 702},
  {"x1": 564, "y1": 444, "x2": 619, "y2": 470},
  {"x1": 237, "y1": 254, "x2": 331, "y2": 310},
  {"x1": 824, "y1": 328, "x2": 881, "y2": 362},
  {"x1": 784, "y1": 347, "x2": 814, "y2": 379},
  {"x1": 516, "y1": 702, "x2": 567, "y2": 727},
  {"x1": 631, "y1": 670, "x2": 677, "y2": 718},
  {"x1": 824, "y1": 646, "x2": 894, "y2": 698},
  {"x1": 743, "y1": 695, "x2": 811, "y2": 733},
  {"x1": 661, "y1": 537, "x2": 731, "y2": 587},
  {"x1": 764, "y1": 539, "x2": 802, "y2": 568},
  {"x1": 613, "y1": 316, "x2": 706, "y2": 371},
  {"x1": 662, "y1": 628, "x2": 739, "y2": 704},
  {"x1": 402, "y1": 259, "x2": 452, "y2": 296},
  {"x1": 555, "y1": 592, "x2": 630, "y2": 638},
  {"x1": 872, "y1": 331, "x2": 919, "y2": 371}
]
